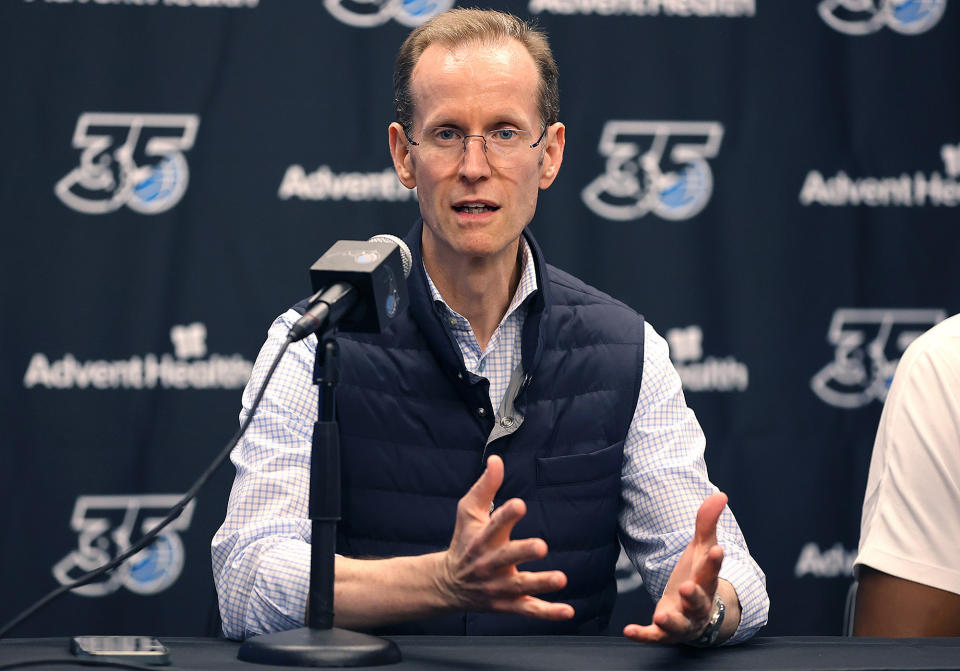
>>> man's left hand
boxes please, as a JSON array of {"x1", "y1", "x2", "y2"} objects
[{"x1": 623, "y1": 492, "x2": 740, "y2": 645}]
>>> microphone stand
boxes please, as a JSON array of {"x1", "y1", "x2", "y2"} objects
[{"x1": 237, "y1": 329, "x2": 400, "y2": 667}]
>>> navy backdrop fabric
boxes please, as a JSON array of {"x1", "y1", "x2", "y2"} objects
[{"x1": 1, "y1": 0, "x2": 957, "y2": 637}]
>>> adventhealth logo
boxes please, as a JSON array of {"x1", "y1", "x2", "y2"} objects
[
  {"x1": 818, "y1": 0, "x2": 947, "y2": 36},
  {"x1": 23, "y1": 322, "x2": 253, "y2": 391},
  {"x1": 583, "y1": 121, "x2": 724, "y2": 221},
  {"x1": 55, "y1": 113, "x2": 199, "y2": 215},
  {"x1": 529, "y1": 0, "x2": 755, "y2": 17},
  {"x1": 666, "y1": 325, "x2": 748, "y2": 392},
  {"x1": 794, "y1": 542, "x2": 857, "y2": 579},
  {"x1": 800, "y1": 143, "x2": 960, "y2": 207},
  {"x1": 278, "y1": 164, "x2": 417, "y2": 202}
]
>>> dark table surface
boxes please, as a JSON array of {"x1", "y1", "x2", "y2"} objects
[{"x1": 2, "y1": 635, "x2": 960, "y2": 671}]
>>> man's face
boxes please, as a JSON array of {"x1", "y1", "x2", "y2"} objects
[{"x1": 389, "y1": 39, "x2": 564, "y2": 262}]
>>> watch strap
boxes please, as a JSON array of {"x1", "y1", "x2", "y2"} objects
[{"x1": 690, "y1": 594, "x2": 725, "y2": 647}]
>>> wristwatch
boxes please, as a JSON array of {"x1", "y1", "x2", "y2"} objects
[{"x1": 691, "y1": 594, "x2": 725, "y2": 647}]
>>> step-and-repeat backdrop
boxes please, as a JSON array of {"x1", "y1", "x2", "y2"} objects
[{"x1": 1, "y1": 0, "x2": 957, "y2": 638}]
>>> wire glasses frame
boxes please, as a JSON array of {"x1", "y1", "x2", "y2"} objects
[{"x1": 404, "y1": 125, "x2": 549, "y2": 167}]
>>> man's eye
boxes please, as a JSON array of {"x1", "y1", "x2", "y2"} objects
[
  {"x1": 433, "y1": 129, "x2": 460, "y2": 142},
  {"x1": 492, "y1": 129, "x2": 519, "y2": 141}
]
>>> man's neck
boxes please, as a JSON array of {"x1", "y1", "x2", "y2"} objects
[{"x1": 422, "y1": 235, "x2": 522, "y2": 351}]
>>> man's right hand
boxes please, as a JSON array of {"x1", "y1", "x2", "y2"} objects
[
  {"x1": 435, "y1": 455, "x2": 574, "y2": 620},
  {"x1": 330, "y1": 455, "x2": 572, "y2": 629}
]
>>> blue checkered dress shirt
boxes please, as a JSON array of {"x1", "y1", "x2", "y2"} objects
[{"x1": 211, "y1": 237, "x2": 769, "y2": 642}]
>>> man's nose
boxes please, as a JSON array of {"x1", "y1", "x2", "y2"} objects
[{"x1": 459, "y1": 135, "x2": 491, "y2": 179}]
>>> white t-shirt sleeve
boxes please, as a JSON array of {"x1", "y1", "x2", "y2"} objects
[{"x1": 855, "y1": 314, "x2": 960, "y2": 596}]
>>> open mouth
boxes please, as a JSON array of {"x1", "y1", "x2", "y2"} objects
[{"x1": 453, "y1": 202, "x2": 499, "y2": 215}]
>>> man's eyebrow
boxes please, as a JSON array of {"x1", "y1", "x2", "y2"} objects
[
  {"x1": 422, "y1": 116, "x2": 529, "y2": 130},
  {"x1": 425, "y1": 120, "x2": 464, "y2": 130}
]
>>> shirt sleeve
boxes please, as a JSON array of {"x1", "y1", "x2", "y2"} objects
[
  {"x1": 210, "y1": 309, "x2": 319, "y2": 640},
  {"x1": 854, "y1": 318, "x2": 960, "y2": 595},
  {"x1": 618, "y1": 322, "x2": 769, "y2": 644}
]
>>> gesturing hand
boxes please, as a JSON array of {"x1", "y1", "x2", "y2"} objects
[
  {"x1": 436, "y1": 455, "x2": 574, "y2": 621},
  {"x1": 624, "y1": 492, "x2": 731, "y2": 644}
]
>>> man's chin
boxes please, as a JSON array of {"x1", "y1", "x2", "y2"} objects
[
  {"x1": 453, "y1": 233, "x2": 520, "y2": 260},
  {"x1": 439, "y1": 238, "x2": 518, "y2": 264},
  {"x1": 422, "y1": 218, "x2": 522, "y2": 263}
]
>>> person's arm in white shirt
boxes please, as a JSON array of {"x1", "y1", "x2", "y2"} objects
[
  {"x1": 211, "y1": 312, "x2": 572, "y2": 639},
  {"x1": 619, "y1": 324, "x2": 769, "y2": 645}
]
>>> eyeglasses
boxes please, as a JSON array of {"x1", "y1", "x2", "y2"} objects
[{"x1": 405, "y1": 126, "x2": 548, "y2": 168}]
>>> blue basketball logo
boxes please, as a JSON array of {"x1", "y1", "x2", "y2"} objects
[
  {"x1": 130, "y1": 155, "x2": 189, "y2": 214},
  {"x1": 818, "y1": 0, "x2": 946, "y2": 35}
]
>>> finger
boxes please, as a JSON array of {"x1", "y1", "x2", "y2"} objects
[
  {"x1": 485, "y1": 568, "x2": 567, "y2": 598},
  {"x1": 485, "y1": 537, "x2": 549, "y2": 573},
  {"x1": 678, "y1": 581, "x2": 712, "y2": 618},
  {"x1": 460, "y1": 455, "x2": 505, "y2": 518},
  {"x1": 652, "y1": 608, "x2": 695, "y2": 636},
  {"x1": 499, "y1": 595, "x2": 575, "y2": 621},
  {"x1": 478, "y1": 497, "x2": 527, "y2": 548},
  {"x1": 623, "y1": 623, "x2": 669, "y2": 644},
  {"x1": 694, "y1": 492, "x2": 727, "y2": 546},
  {"x1": 463, "y1": 537, "x2": 546, "y2": 580},
  {"x1": 693, "y1": 544, "x2": 724, "y2": 593}
]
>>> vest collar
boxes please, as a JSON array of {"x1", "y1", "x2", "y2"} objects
[{"x1": 402, "y1": 220, "x2": 549, "y2": 384}]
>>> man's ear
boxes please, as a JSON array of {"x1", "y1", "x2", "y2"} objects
[
  {"x1": 388, "y1": 122, "x2": 417, "y2": 189},
  {"x1": 539, "y1": 122, "x2": 565, "y2": 190}
]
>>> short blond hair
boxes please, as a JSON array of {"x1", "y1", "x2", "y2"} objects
[{"x1": 394, "y1": 8, "x2": 559, "y2": 134}]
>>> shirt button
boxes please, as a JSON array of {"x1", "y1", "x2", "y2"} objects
[
  {"x1": 500, "y1": 416, "x2": 514, "y2": 428},
  {"x1": 448, "y1": 317, "x2": 458, "y2": 327},
  {"x1": 477, "y1": 407, "x2": 486, "y2": 417},
  {"x1": 457, "y1": 372, "x2": 464, "y2": 380}
]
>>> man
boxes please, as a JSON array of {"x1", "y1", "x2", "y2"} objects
[
  {"x1": 212, "y1": 8, "x2": 768, "y2": 645},
  {"x1": 853, "y1": 313, "x2": 960, "y2": 636}
]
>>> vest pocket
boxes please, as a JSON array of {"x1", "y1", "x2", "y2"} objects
[{"x1": 535, "y1": 442, "x2": 623, "y2": 487}]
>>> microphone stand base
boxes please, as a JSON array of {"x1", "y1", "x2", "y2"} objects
[{"x1": 237, "y1": 626, "x2": 401, "y2": 667}]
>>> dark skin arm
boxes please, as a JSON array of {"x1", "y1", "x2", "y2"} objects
[{"x1": 854, "y1": 566, "x2": 960, "y2": 637}]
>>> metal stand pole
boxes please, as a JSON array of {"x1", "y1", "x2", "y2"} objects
[{"x1": 238, "y1": 331, "x2": 400, "y2": 667}]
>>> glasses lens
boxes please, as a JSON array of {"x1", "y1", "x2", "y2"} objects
[
  {"x1": 416, "y1": 127, "x2": 538, "y2": 167},
  {"x1": 485, "y1": 129, "x2": 529, "y2": 165}
]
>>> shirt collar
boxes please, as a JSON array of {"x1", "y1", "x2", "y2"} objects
[{"x1": 424, "y1": 236, "x2": 539, "y2": 330}]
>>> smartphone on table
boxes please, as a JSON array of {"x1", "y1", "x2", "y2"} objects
[{"x1": 70, "y1": 635, "x2": 170, "y2": 666}]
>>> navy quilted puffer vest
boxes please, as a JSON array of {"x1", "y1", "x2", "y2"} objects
[{"x1": 296, "y1": 222, "x2": 645, "y2": 635}]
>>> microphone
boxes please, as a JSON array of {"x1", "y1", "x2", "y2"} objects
[{"x1": 288, "y1": 234, "x2": 413, "y2": 342}]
